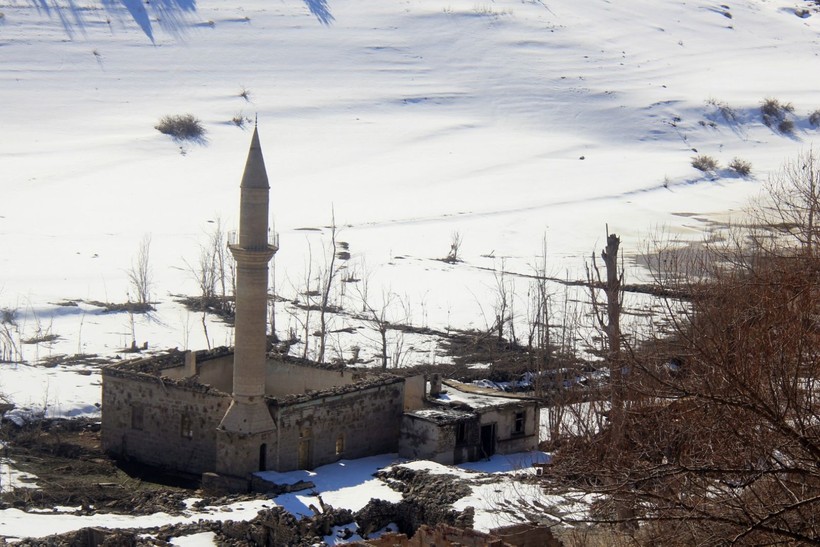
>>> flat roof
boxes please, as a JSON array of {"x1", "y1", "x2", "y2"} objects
[
  {"x1": 433, "y1": 380, "x2": 534, "y2": 410},
  {"x1": 407, "y1": 407, "x2": 474, "y2": 424}
]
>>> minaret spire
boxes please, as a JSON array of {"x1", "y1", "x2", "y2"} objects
[{"x1": 218, "y1": 127, "x2": 278, "y2": 440}]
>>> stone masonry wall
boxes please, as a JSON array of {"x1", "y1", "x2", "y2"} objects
[
  {"x1": 399, "y1": 415, "x2": 482, "y2": 465},
  {"x1": 480, "y1": 404, "x2": 539, "y2": 455},
  {"x1": 272, "y1": 378, "x2": 405, "y2": 471},
  {"x1": 403, "y1": 375, "x2": 426, "y2": 411},
  {"x1": 264, "y1": 360, "x2": 360, "y2": 397},
  {"x1": 193, "y1": 354, "x2": 234, "y2": 392},
  {"x1": 101, "y1": 373, "x2": 230, "y2": 474},
  {"x1": 398, "y1": 415, "x2": 446, "y2": 463}
]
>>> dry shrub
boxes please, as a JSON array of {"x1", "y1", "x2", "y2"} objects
[
  {"x1": 778, "y1": 118, "x2": 795, "y2": 134},
  {"x1": 761, "y1": 97, "x2": 795, "y2": 131},
  {"x1": 691, "y1": 154, "x2": 718, "y2": 172},
  {"x1": 729, "y1": 157, "x2": 752, "y2": 176},
  {"x1": 155, "y1": 114, "x2": 205, "y2": 141},
  {"x1": 706, "y1": 98, "x2": 737, "y2": 123}
]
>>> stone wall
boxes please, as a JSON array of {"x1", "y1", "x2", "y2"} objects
[
  {"x1": 354, "y1": 524, "x2": 513, "y2": 547},
  {"x1": 264, "y1": 360, "x2": 361, "y2": 397},
  {"x1": 271, "y1": 378, "x2": 405, "y2": 471},
  {"x1": 492, "y1": 523, "x2": 563, "y2": 547},
  {"x1": 194, "y1": 354, "x2": 234, "y2": 392},
  {"x1": 399, "y1": 415, "x2": 447, "y2": 463},
  {"x1": 480, "y1": 403, "x2": 539, "y2": 455},
  {"x1": 399, "y1": 414, "x2": 481, "y2": 465},
  {"x1": 156, "y1": 353, "x2": 372, "y2": 398},
  {"x1": 399, "y1": 401, "x2": 538, "y2": 464},
  {"x1": 403, "y1": 375, "x2": 426, "y2": 411},
  {"x1": 355, "y1": 523, "x2": 562, "y2": 547},
  {"x1": 101, "y1": 371, "x2": 230, "y2": 474}
]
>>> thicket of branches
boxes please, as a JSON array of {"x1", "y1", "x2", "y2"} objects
[{"x1": 548, "y1": 150, "x2": 820, "y2": 545}]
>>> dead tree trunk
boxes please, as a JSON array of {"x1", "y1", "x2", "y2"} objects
[
  {"x1": 602, "y1": 232, "x2": 623, "y2": 438},
  {"x1": 588, "y1": 230, "x2": 633, "y2": 525},
  {"x1": 601, "y1": 232, "x2": 636, "y2": 527}
]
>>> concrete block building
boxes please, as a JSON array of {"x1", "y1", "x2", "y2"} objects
[{"x1": 100, "y1": 128, "x2": 539, "y2": 491}]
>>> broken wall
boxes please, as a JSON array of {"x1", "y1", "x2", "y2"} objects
[
  {"x1": 264, "y1": 360, "x2": 361, "y2": 397},
  {"x1": 403, "y1": 375, "x2": 426, "y2": 411},
  {"x1": 160, "y1": 353, "x2": 234, "y2": 393}
]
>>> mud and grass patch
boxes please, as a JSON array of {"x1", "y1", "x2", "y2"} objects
[
  {"x1": 22, "y1": 333, "x2": 60, "y2": 345},
  {"x1": 0, "y1": 418, "x2": 194, "y2": 513},
  {"x1": 175, "y1": 295, "x2": 235, "y2": 323},
  {"x1": 39, "y1": 353, "x2": 110, "y2": 368},
  {"x1": 85, "y1": 300, "x2": 154, "y2": 314}
]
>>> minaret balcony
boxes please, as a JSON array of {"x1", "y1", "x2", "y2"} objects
[
  {"x1": 227, "y1": 230, "x2": 279, "y2": 254},
  {"x1": 227, "y1": 230, "x2": 278, "y2": 264}
]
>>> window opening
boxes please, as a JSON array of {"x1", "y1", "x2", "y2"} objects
[
  {"x1": 181, "y1": 414, "x2": 193, "y2": 439},
  {"x1": 513, "y1": 411, "x2": 525, "y2": 435}
]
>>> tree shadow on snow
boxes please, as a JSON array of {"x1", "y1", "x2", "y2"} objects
[
  {"x1": 26, "y1": 0, "x2": 88, "y2": 38},
  {"x1": 27, "y1": 0, "x2": 197, "y2": 43},
  {"x1": 304, "y1": 0, "x2": 334, "y2": 25},
  {"x1": 103, "y1": 0, "x2": 197, "y2": 43}
]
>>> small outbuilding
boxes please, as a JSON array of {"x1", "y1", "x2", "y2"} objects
[{"x1": 399, "y1": 378, "x2": 539, "y2": 465}]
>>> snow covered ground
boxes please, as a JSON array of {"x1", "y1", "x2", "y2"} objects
[
  {"x1": 0, "y1": 450, "x2": 555, "y2": 542},
  {"x1": 0, "y1": 496, "x2": 276, "y2": 541},
  {"x1": 2, "y1": 0, "x2": 818, "y2": 378},
  {"x1": 1, "y1": 0, "x2": 819, "y2": 541}
]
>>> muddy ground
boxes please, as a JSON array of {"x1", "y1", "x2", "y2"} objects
[{"x1": 0, "y1": 418, "x2": 227, "y2": 515}]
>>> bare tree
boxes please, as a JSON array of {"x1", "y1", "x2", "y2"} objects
[
  {"x1": 0, "y1": 306, "x2": 21, "y2": 363},
  {"x1": 756, "y1": 146, "x2": 820, "y2": 257},
  {"x1": 299, "y1": 241, "x2": 314, "y2": 360},
  {"x1": 351, "y1": 263, "x2": 410, "y2": 370},
  {"x1": 545, "y1": 179, "x2": 820, "y2": 543},
  {"x1": 128, "y1": 234, "x2": 153, "y2": 306},
  {"x1": 316, "y1": 211, "x2": 340, "y2": 363},
  {"x1": 193, "y1": 243, "x2": 217, "y2": 304},
  {"x1": 360, "y1": 288, "x2": 396, "y2": 370},
  {"x1": 584, "y1": 229, "x2": 634, "y2": 527},
  {"x1": 185, "y1": 220, "x2": 235, "y2": 318},
  {"x1": 445, "y1": 230, "x2": 463, "y2": 263},
  {"x1": 526, "y1": 235, "x2": 555, "y2": 419},
  {"x1": 587, "y1": 229, "x2": 624, "y2": 438},
  {"x1": 210, "y1": 218, "x2": 231, "y2": 302},
  {"x1": 491, "y1": 259, "x2": 517, "y2": 345}
]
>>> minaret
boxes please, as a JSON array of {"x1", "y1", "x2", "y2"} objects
[{"x1": 218, "y1": 126, "x2": 277, "y2": 435}]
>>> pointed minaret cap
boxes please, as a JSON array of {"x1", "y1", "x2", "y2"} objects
[{"x1": 240, "y1": 126, "x2": 269, "y2": 189}]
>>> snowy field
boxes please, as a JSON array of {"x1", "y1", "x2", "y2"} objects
[
  {"x1": 2, "y1": 0, "x2": 818, "y2": 375},
  {"x1": 1, "y1": 0, "x2": 819, "y2": 541}
]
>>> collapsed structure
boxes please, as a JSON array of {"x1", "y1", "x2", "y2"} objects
[{"x1": 100, "y1": 128, "x2": 539, "y2": 491}]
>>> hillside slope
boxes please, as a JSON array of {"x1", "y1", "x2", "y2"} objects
[{"x1": 0, "y1": 0, "x2": 818, "y2": 383}]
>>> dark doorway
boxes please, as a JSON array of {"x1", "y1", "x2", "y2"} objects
[
  {"x1": 480, "y1": 424, "x2": 496, "y2": 458},
  {"x1": 259, "y1": 443, "x2": 267, "y2": 471}
]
